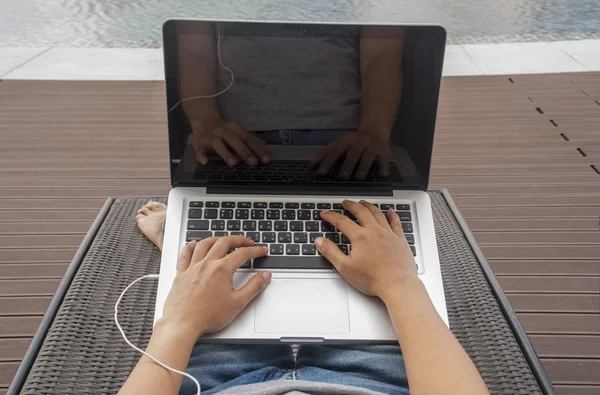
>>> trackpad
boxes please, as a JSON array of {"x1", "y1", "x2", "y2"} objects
[{"x1": 255, "y1": 278, "x2": 350, "y2": 334}]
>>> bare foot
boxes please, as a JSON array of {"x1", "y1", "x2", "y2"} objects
[{"x1": 136, "y1": 201, "x2": 167, "y2": 251}]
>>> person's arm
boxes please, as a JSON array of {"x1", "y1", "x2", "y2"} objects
[
  {"x1": 316, "y1": 201, "x2": 489, "y2": 395},
  {"x1": 118, "y1": 237, "x2": 272, "y2": 395}
]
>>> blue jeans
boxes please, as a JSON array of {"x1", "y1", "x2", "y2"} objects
[
  {"x1": 253, "y1": 128, "x2": 351, "y2": 146},
  {"x1": 179, "y1": 343, "x2": 409, "y2": 395}
]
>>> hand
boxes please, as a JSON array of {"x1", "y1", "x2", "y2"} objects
[
  {"x1": 315, "y1": 200, "x2": 417, "y2": 301},
  {"x1": 311, "y1": 129, "x2": 391, "y2": 180},
  {"x1": 158, "y1": 236, "x2": 271, "y2": 342},
  {"x1": 191, "y1": 114, "x2": 271, "y2": 166}
]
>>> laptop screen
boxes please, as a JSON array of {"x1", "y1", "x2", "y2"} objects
[{"x1": 163, "y1": 21, "x2": 445, "y2": 193}]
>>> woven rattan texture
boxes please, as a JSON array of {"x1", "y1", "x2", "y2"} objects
[{"x1": 20, "y1": 193, "x2": 541, "y2": 394}]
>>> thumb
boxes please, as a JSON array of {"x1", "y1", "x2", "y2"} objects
[
  {"x1": 236, "y1": 271, "x2": 272, "y2": 305},
  {"x1": 315, "y1": 237, "x2": 347, "y2": 269}
]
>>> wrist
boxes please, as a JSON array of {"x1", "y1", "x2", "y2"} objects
[
  {"x1": 378, "y1": 275, "x2": 424, "y2": 307},
  {"x1": 153, "y1": 317, "x2": 202, "y2": 348},
  {"x1": 357, "y1": 123, "x2": 390, "y2": 141}
]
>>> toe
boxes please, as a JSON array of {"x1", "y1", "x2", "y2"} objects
[{"x1": 140, "y1": 207, "x2": 151, "y2": 215}]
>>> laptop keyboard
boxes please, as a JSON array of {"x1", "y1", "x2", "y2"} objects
[{"x1": 185, "y1": 200, "x2": 417, "y2": 270}]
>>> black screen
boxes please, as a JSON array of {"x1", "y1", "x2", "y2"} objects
[{"x1": 163, "y1": 21, "x2": 445, "y2": 193}]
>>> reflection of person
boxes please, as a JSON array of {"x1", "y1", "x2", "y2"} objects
[
  {"x1": 120, "y1": 200, "x2": 489, "y2": 395},
  {"x1": 178, "y1": 25, "x2": 404, "y2": 180}
]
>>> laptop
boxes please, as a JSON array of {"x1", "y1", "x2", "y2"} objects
[{"x1": 154, "y1": 19, "x2": 448, "y2": 342}]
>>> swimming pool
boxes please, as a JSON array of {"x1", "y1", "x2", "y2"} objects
[{"x1": 1, "y1": 0, "x2": 599, "y2": 47}]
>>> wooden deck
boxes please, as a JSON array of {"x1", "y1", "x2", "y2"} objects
[{"x1": 1, "y1": 74, "x2": 599, "y2": 394}]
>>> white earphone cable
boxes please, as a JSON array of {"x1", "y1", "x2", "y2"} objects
[
  {"x1": 168, "y1": 22, "x2": 234, "y2": 113},
  {"x1": 114, "y1": 274, "x2": 201, "y2": 395}
]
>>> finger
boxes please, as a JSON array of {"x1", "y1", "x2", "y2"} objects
[
  {"x1": 387, "y1": 209, "x2": 404, "y2": 237},
  {"x1": 191, "y1": 237, "x2": 219, "y2": 265},
  {"x1": 339, "y1": 141, "x2": 368, "y2": 180},
  {"x1": 354, "y1": 146, "x2": 378, "y2": 180},
  {"x1": 194, "y1": 144, "x2": 209, "y2": 165},
  {"x1": 342, "y1": 199, "x2": 378, "y2": 228},
  {"x1": 210, "y1": 134, "x2": 238, "y2": 166},
  {"x1": 177, "y1": 240, "x2": 197, "y2": 272},
  {"x1": 314, "y1": 237, "x2": 349, "y2": 270},
  {"x1": 235, "y1": 271, "x2": 272, "y2": 306},
  {"x1": 219, "y1": 128, "x2": 257, "y2": 166},
  {"x1": 320, "y1": 210, "x2": 361, "y2": 239},
  {"x1": 317, "y1": 139, "x2": 352, "y2": 175},
  {"x1": 225, "y1": 245, "x2": 269, "y2": 271},
  {"x1": 204, "y1": 236, "x2": 255, "y2": 261},
  {"x1": 311, "y1": 145, "x2": 330, "y2": 166},
  {"x1": 228, "y1": 122, "x2": 271, "y2": 164},
  {"x1": 360, "y1": 200, "x2": 390, "y2": 229},
  {"x1": 378, "y1": 148, "x2": 392, "y2": 177}
]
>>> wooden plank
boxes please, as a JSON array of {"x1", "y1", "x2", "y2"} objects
[
  {"x1": 529, "y1": 335, "x2": 600, "y2": 358},
  {"x1": 452, "y1": 194, "x2": 600, "y2": 207},
  {"x1": 480, "y1": 245, "x2": 599, "y2": 260},
  {"x1": 459, "y1": 206, "x2": 600, "y2": 218},
  {"x1": 0, "y1": 263, "x2": 68, "y2": 279},
  {"x1": 489, "y1": 260, "x2": 600, "y2": 276},
  {"x1": 508, "y1": 294, "x2": 599, "y2": 313},
  {"x1": 474, "y1": 231, "x2": 599, "y2": 244},
  {"x1": 0, "y1": 221, "x2": 90, "y2": 235},
  {"x1": 0, "y1": 316, "x2": 42, "y2": 337},
  {"x1": 0, "y1": 198, "x2": 107, "y2": 210},
  {"x1": 0, "y1": 363, "x2": 18, "y2": 389},
  {"x1": 0, "y1": 249, "x2": 77, "y2": 263},
  {"x1": 497, "y1": 276, "x2": 600, "y2": 294},
  {"x1": 0, "y1": 297, "x2": 52, "y2": 316},
  {"x1": 466, "y1": 218, "x2": 599, "y2": 231},
  {"x1": 0, "y1": 209, "x2": 100, "y2": 222},
  {"x1": 555, "y1": 385, "x2": 600, "y2": 395},
  {"x1": 542, "y1": 359, "x2": 600, "y2": 385},
  {"x1": 0, "y1": 235, "x2": 86, "y2": 249},
  {"x1": 0, "y1": 279, "x2": 61, "y2": 296},
  {"x1": 517, "y1": 314, "x2": 600, "y2": 334},
  {"x1": 0, "y1": 187, "x2": 171, "y2": 198},
  {"x1": 0, "y1": 338, "x2": 31, "y2": 361}
]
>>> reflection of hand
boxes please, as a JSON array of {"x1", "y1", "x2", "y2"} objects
[
  {"x1": 159, "y1": 237, "x2": 271, "y2": 343},
  {"x1": 311, "y1": 129, "x2": 391, "y2": 180},
  {"x1": 315, "y1": 200, "x2": 417, "y2": 301},
  {"x1": 191, "y1": 114, "x2": 271, "y2": 166}
]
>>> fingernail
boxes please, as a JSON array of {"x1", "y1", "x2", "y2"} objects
[
  {"x1": 248, "y1": 157, "x2": 257, "y2": 166},
  {"x1": 314, "y1": 237, "x2": 323, "y2": 248},
  {"x1": 261, "y1": 155, "x2": 270, "y2": 163},
  {"x1": 200, "y1": 158, "x2": 208, "y2": 165},
  {"x1": 262, "y1": 271, "x2": 272, "y2": 282},
  {"x1": 228, "y1": 157, "x2": 237, "y2": 166}
]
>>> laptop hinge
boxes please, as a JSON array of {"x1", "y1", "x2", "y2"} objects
[{"x1": 206, "y1": 184, "x2": 393, "y2": 197}]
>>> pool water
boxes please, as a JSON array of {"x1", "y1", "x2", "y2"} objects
[{"x1": 1, "y1": 0, "x2": 599, "y2": 47}]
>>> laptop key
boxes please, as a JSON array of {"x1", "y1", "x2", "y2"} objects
[
  {"x1": 333, "y1": 203, "x2": 343, "y2": 209},
  {"x1": 206, "y1": 201, "x2": 219, "y2": 208},
  {"x1": 274, "y1": 221, "x2": 288, "y2": 231},
  {"x1": 262, "y1": 232, "x2": 276, "y2": 243},
  {"x1": 238, "y1": 202, "x2": 251, "y2": 208},
  {"x1": 267, "y1": 210, "x2": 280, "y2": 220},
  {"x1": 405, "y1": 234, "x2": 415, "y2": 244},
  {"x1": 325, "y1": 233, "x2": 340, "y2": 243},
  {"x1": 337, "y1": 244, "x2": 349, "y2": 255},
  {"x1": 317, "y1": 203, "x2": 331, "y2": 209},
  {"x1": 278, "y1": 232, "x2": 292, "y2": 243},
  {"x1": 187, "y1": 220, "x2": 209, "y2": 230},
  {"x1": 301, "y1": 203, "x2": 315, "y2": 209},
  {"x1": 290, "y1": 221, "x2": 303, "y2": 231},
  {"x1": 312, "y1": 210, "x2": 321, "y2": 220},
  {"x1": 410, "y1": 246, "x2": 416, "y2": 256},
  {"x1": 222, "y1": 202, "x2": 235, "y2": 208},
  {"x1": 235, "y1": 209, "x2": 249, "y2": 219},
  {"x1": 270, "y1": 244, "x2": 284, "y2": 255},
  {"x1": 294, "y1": 232, "x2": 308, "y2": 243},
  {"x1": 226, "y1": 220, "x2": 241, "y2": 231},
  {"x1": 215, "y1": 231, "x2": 228, "y2": 237},
  {"x1": 305, "y1": 221, "x2": 319, "y2": 231},
  {"x1": 253, "y1": 202, "x2": 268, "y2": 208},
  {"x1": 285, "y1": 202, "x2": 299, "y2": 209},
  {"x1": 380, "y1": 203, "x2": 394, "y2": 210},
  {"x1": 258, "y1": 221, "x2": 272, "y2": 231},
  {"x1": 186, "y1": 231, "x2": 212, "y2": 241},
  {"x1": 246, "y1": 232, "x2": 260, "y2": 242},
  {"x1": 188, "y1": 208, "x2": 203, "y2": 219},
  {"x1": 220, "y1": 209, "x2": 234, "y2": 219},
  {"x1": 211, "y1": 220, "x2": 225, "y2": 231},
  {"x1": 189, "y1": 201, "x2": 204, "y2": 208},
  {"x1": 230, "y1": 231, "x2": 244, "y2": 236},
  {"x1": 282, "y1": 210, "x2": 296, "y2": 220},
  {"x1": 298, "y1": 210, "x2": 311, "y2": 220},
  {"x1": 204, "y1": 208, "x2": 218, "y2": 219},
  {"x1": 321, "y1": 222, "x2": 335, "y2": 232},
  {"x1": 269, "y1": 202, "x2": 284, "y2": 208},
  {"x1": 309, "y1": 232, "x2": 324, "y2": 243},
  {"x1": 286, "y1": 244, "x2": 300, "y2": 255},
  {"x1": 253, "y1": 255, "x2": 332, "y2": 269},
  {"x1": 396, "y1": 204, "x2": 410, "y2": 211},
  {"x1": 397, "y1": 211, "x2": 412, "y2": 222},
  {"x1": 341, "y1": 233, "x2": 350, "y2": 244},
  {"x1": 243, "y1": 220, "x2": 257, "y2": 231},
  {"x1": 402, "y1": 223, "x2": 413, "y2": 233},
  {"x1": 302, "y1": 244, "x2": 317, "y2": 255},
  {"x1": 251, "y1": 209, "x2": 265, "y2": 219}
]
